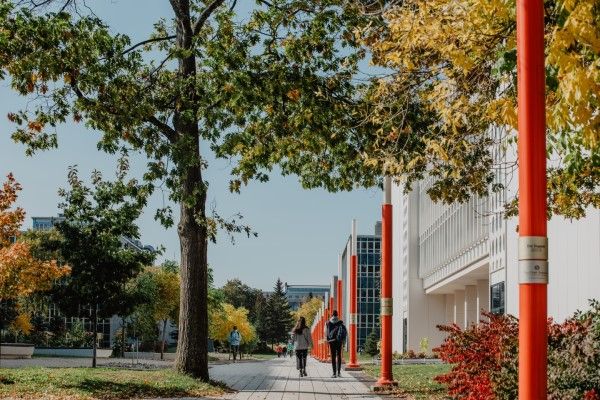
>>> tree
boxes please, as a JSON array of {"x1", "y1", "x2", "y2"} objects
[
  {"x1": 209, "y1": 303, "x2": 256, "y2": 347},
  {"x1": 151, "y1": 266, "x2": 180, "y2": 360},
  {"x1": 221, "y1": 279, "x2": 262, "y2": 323},
  {"x1": 358, "y1": 0, "x2": 599, "y2": 218},
  {"x1": 264, "y1": 278, "x2": 294, "y2": 346},
  {"x1": 293, "y1": 297, "x2": 323, "y2": 328},
  {"x1": 0, "y1": 0, "x2": 372, "y2": 380},
  {"x1": 39, "y1": 163, "x2": 155, "y2": 367},
  {"x1": 0, "y1": 174, "x2": 69, "y2": 349},
  {"x1": 364, "y1": 329, "x2": 379, "y2": 357},
  {"x1": 253, "y1": 293, "x2": 270, "y2": 344}
]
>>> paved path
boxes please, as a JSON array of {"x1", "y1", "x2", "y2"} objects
[{"x1": 210, "y1": 356, "x2": 383, "y2": 400}]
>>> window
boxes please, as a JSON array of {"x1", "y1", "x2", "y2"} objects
[{"x1": 490, "y1": 282, "x2": 505, "y2": 315}]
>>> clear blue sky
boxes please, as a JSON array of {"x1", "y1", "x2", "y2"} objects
[{"x1": 0, "y1": 1, "x2": 381, "y2": 291}]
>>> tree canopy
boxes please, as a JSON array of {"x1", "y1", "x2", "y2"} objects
[
  {"x1": 293, "y1": 297, "x2": 323, "y2": 328},
  {"x1": 0, "y1": 0, "x2": 373, "y2": 379},
  {"x1": 358, "y1": 0, "x2": 599, "y2": 218}
]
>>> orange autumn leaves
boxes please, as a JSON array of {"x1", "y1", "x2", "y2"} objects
[{"x1": 0, "y1": 173, "x2": 69, "y2": 301}]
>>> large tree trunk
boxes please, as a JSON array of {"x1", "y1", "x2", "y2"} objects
[
  {"x1": 175, "y1": 172, "x2": 208, "y2": 379},
  {"x1": 171, "y1": 0, "x2": 209, "y2": 380}
]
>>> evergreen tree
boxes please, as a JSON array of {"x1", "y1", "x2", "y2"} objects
[
  {"x1": 265, "y1": 279, "x2": 293, "y2": 345},
  {"x1": 364, "y1": 329, "x2": 380, "y2": 357},
  {"x1": 254, "y1": 294, "x2": 269, "y2": 344}
]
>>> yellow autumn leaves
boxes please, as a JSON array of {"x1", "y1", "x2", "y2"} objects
[
  {"x1": 0, "y1": 174, "x2": 69, "y2": 303},
  {"x1": 368, "y1": 0, "x2": 600, "y2": 147},
  {"x1": 209, "y1": 303, "x2": 257, "y2": 344},
  {"x1": 358, "y1": 0, "x2": 599, "y2": 215}
]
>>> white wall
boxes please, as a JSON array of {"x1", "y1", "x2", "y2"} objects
[
  {"x1": 391, "y1": 183, "x2": 405, "y2": 353},
  {"x1": 506, "y1": 208, "x2": 600, "y2": 321}
]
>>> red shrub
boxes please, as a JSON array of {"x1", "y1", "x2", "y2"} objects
[{"x1": 433, "y1": 313, "x2": 518, "y2": 400}]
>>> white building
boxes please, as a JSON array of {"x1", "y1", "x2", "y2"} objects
[{"x1": 391, "y1": 139, "x2": 600, "y2": 353}]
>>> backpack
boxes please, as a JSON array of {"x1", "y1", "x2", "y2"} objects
[{"x1": 327, "y1": 322, "x2": 347, "y2": 343}]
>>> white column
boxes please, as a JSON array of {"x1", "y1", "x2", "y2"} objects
[
  {"x1": 454, "y1": 290, "x2": 465, "y2": 328},
  {"x1": 465, "y1": 285, "x2": 478, "y2": 326},
  {"x1": 477, "y1": 279, "x2": 490, "y2": 321},
  {"x1": 445, "y1": 294, "x2": 455, "y2": 323}
]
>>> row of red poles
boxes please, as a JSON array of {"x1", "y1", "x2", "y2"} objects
[
  {"x1": 311, "y1": 0, "x2": 548, "y2": 394},
  {"x1": 309, "y1": 177, "x2": 395, "y2": 389}
]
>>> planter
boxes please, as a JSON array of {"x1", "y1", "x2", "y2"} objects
[
  {"x1": 0, "y1": 343, "x2": 35, "y2": 359},
  {"x1": 123, "y1": 351, "x2": 176, "y2": 361},
  {"x1": 33, "y1": 348, "x2": 113, "y2": 358}
]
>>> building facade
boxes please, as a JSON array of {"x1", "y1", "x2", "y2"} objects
[
  {"x1": 284, "y1": 284, "x2": 330, "y2": 311},
  {"x1": 341, "y1": 223, "x2": 382, "y2": 350},
  {"x1": 391, "y1": 136, "x2": 600, "y2": 354}
]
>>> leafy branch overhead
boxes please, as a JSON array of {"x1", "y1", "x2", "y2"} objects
[{"x1": 359, "y1": 0, "x2": 599, "y2": 218}]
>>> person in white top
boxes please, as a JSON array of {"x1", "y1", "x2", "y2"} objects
[{"x1": 291, "y1": 316, "x2": 312, "y2": 377}]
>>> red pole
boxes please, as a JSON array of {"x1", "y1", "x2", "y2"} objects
[
  {"x1": 337, "y1": 277, "x2": 344, "y2": 363},
  {"x1": 517, "y1": 0, "x2": 548, "y2": 398},
  {"x1": 337, "y1": 279, "x2": 343, "y2": 320},
  {"x1": 375, "y1": 177, "x2": 397, "y2": 388},
  {"x1": 346, "y1": 220, "x2": 361, "y2": 370}
]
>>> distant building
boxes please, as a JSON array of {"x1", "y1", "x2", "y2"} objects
[
  {"x1": 341, "y1": 222, "x2": 382, "y2": 350},
  {"x1": 284, "y1": 284, "x2": 330, "y2": 311}
]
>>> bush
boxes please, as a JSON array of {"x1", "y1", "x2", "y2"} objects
[
  {"x1": 434, "y1": 301, "x2": 600, "y2": 400},
  {"x1": 364, "y1": 330, "x2": 379, "y2": 356}
]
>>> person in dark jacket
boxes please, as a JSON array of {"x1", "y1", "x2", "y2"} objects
[{"x1": 325, "y1": 310, "x2": 347, "y2": 378}]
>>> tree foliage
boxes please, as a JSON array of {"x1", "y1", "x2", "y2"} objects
[
  {"x1": 0, "y1": 0, "x2": 374, "y2": 379},
  {"x1": 293, "y1": 297, "x2": 323, "y2": 327},
  {"x1": 358, "y1": 0, "x2": 599, "y2": 218},
  {"x1": 221, "y1": 279, "x2": 262, "y2": 323},
  {"x1": 0, "y1": 174, "x2": 69, "y2": 302},
  {"x1": 209, "y1": 303, "x2": 256, "y2": 345}
]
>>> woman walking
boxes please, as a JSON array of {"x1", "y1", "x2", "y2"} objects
[{"x1": 291, "y1": 316, "x2": 312, "y2": 377}]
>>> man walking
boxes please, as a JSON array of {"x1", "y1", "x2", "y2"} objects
[
  {"x1": 228, "y1": 326, "x2": 242, "y2": 362},
  {"x1": 325, "y1": 310, "x2": 347, "y2": 378}
]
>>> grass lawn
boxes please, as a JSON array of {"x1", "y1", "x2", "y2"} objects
[
  {"x1": 362, "y1": 364, "x2": 450, "y2": 400},
  {"x1": 0, "y1": 367, "x2": 226, "y2": 400}
]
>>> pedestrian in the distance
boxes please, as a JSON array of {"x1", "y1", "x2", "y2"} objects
[
  {"x1": 282, "y1": 343, "x2": 288, "y2": 357},
  {"x1": 276, "y1": 344, "x2": 282, "y2": 358},
  {"x1": 291, "y1": 316, "x2": 312, "y2": 377},
  {"x1": 325, "y1": 310, "x2": 347, "y2": 378},
  {"x1": 228, "y1": 326, "x2": 242, "y2": 362}
]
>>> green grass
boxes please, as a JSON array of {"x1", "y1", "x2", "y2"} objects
[
  {"x1": 0, "y1": 367, "x2": 226, "y2": 400},
  {"x1": 362, "y1": 364, "x2": 451, "y2": 400}
]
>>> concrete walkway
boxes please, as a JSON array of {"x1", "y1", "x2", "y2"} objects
[{"x1": 210, "y1": 356, "x2": 383, "y2": 400}]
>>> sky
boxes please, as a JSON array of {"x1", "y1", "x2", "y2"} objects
[{"x1": 0, "y1": 0, "x2": 381, "y2": 291}]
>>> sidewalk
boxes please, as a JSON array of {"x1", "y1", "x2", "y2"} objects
[{"x1": 210, "y1": 356, "x2": 383, "y2": 400}]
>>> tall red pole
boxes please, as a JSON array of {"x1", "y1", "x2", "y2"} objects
[
  {"x1": 337, "y1": 279, "x2": 343, "y2": 322},
  {"x1": 345, "y1": 219, "x2": 361, "y2": 370},
  {"x1": 517, "y1": 0, "x2": 548, "y2": 398},
  {"x1": 375, "y1": 177, "x2": 397, "y2": 389}
]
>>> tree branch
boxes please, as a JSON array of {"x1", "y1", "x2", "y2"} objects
[
  {"x1": 121, "y1": 35, "x2": 176, "y2": 55},
  {"x1": 192, "y1": 0, "x2": 225, "y2": 36},
  {"x1": 148, "y1": 116, "x2": 178, "y2": 143}
]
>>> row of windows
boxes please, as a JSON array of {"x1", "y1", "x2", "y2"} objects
[{"x1": 358, "y1": 254, "x2": 381, "y2": 266}]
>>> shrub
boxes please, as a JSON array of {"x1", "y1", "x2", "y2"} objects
[
  {"x1": 364, "y1": 330, "x2": 379, "y2": 356},
  {"x1": 434, "y1": 312, "x2": 518, "y2": 400},
  {"x1": 434, "y1": 301, "x2": 600, "y2": 399}
]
